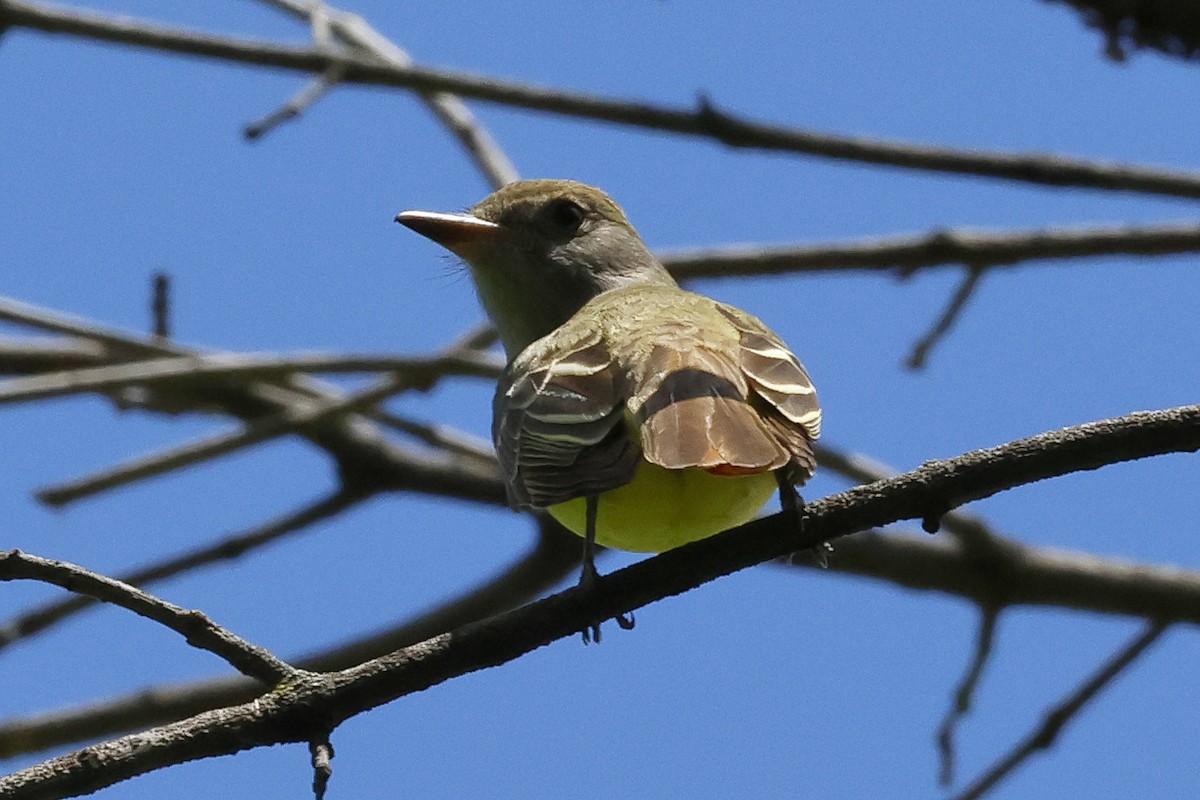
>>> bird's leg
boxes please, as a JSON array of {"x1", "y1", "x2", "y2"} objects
[
  {"x1": 776, "y1": 470, "x2": 830, "y2": 568},
  {"x1": 579, "y1": 495, "x2": 603, "y2": 644},
  {"x1": 578, "y1": 495, "x2": 634, "y2": 644},
  {"x1": 776, "y1": 470, "x2": 803, "y2": 518}
]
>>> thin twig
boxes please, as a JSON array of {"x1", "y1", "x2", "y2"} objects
[
  {"x1": 0, "y1": 550, "x2": 295, "y2": 684},
  {"x1": 0, "y1": 336, "x2": 110, "y2": 374},
  {"x1": 442, "y1": 320, "x2": 499, "y2": 352},
  {"x1": 255, "y1": 0, "x2": 519, "y2": 187},
  {"x1": 244, "y1": 65, "x2": 345, "y2": 139},
  {"x1": 0, "y1": 295, "x2": 179, "y2": 356},
  {"x1": 0, "y1": 349, "x2": 502, "y2": 406},
  {"x1": 309, "y1": 738, "x2": 334, "y2": 800},
  {"x1": 0, "y1": 519, "x2": 582, "y2": 758},
  {"x1": 0, "y1": 297, "x2": 414, "y2": 410},
  {"x1": 0, "y1": 487, "x2": 367, "y2": 652},
  {"x1": 150, "y1": 272, "x2": 170, "y2": 339},
  {"x1": 242, "y1": 2, "x2": 339, "y2": 141},
  {"x1": 33, "y1": 386, "x2": 508, "y2": 509},
  {"x1": 660, "y1": 220, "x2": 1200, "y2": 279},
  {"x1": 372, "y1": 413, "x2": 496, "y2": 461},
  {"x1": 27, "y1": 345, "x2": 502, "y2": 507},
  {"x1": 6, "y1": 0, "x2": 1200, "y2": 198},
  {"x1": 305, "y1": 0, "x2": 331, "y2": 48},
  {"x1": 0, "y1": 299, "x2": 506, "y2": 509},
  {"x1": 906, "y1": 266, "x2": 985, "y2": 370},
  {"x1": 34, "y1": 374, "x2": 417, "y2": 507},
  {"x1": 0, "y1": 296, "x2": 358, "y2": 409},
  {"x1": 950, "y1": 620, "x2": 1170, "y2": 800},
  {"x1": 937, "y1": 605, "x2": 1001, "y2": 787}
]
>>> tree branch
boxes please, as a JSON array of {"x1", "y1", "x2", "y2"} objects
[
  {"x1": 5, "y1": 0, "x2": 1200, "y2": 198},
  {"x1": 0, "y1": 487, "x2": 368, "y2": 652},
  {"x1": 660, "y1": 220, "x2": 1200, "y2": 280},
  {"x1": 243, "y1": 65, "x2": 345, "y2": 139},
  {"x1": 906, "y1": 266, "x2": 985, "y2": 369},
  {"x1": 950, "y1": 619, "x2": 1170, "y2": 800},
  {"x1": 1, "y1": 405, "x2": 1197, "y2": 796},
  {"x1": 31, "y1": 378, "x2": 502, "y2": 507},
  {"x1": 0, "y1": 297, "x2": 506, "y2": 510},
  {"x1": 937, "y1": 605, "x2": 1001, "y2": 786},
  {"x1": 0, "y1": 350, "x2": 502, "y2": 406},
  {"x1": 1046, "y1": 0, "x2": 1200, "y2": 63},
  {"x1": 0, "y1": 551, "x2": 294, "y2": 684},
  {"x1": 0, "y1": 336, "x2": 112, "y2": 374},
  {"x1": 0, "y1": 519, "x2": 583, "y2": 759},
  {"x1": 253, "y1": 0, "x2": 519, "y2": 187}
]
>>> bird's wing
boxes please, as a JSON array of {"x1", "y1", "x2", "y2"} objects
[
  {"x1": 715, "y1": 303, "x2": 822, "y2": 481},
  {"x1": 631, "y1": 334, "x2": 794, "y2": 474},
  {"x1": 493, "y1": 325, "x2": 640, "y2": 510},
  {"x1": 626, "y1": 300, "x2": 820, "y2": 482}
]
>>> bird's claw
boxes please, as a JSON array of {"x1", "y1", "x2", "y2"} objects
[{"x1": 577, "y1": 563, "x2": 635, "y2": 644}]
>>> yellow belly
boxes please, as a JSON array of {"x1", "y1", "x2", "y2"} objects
[{"x1": 547, "y1": 462, "x2": 778, "y2": 553}]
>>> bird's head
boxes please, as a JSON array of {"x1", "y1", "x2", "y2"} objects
[{"x1": 397, "y1": 180, "x2": 675, "y2": 356}]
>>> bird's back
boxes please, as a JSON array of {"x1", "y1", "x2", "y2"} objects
[{"x1": 495, "y1": 284, "x2": 820, "y2": 514}]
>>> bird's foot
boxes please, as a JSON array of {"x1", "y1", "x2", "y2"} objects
[
  {"x1": 777, "y1": 479, "x2": 830, "y2": 567},
  {"x1": 577, "y1": 561, "x2": 635, "y2": 645},
  {"x1": 789, "y1": 540, "x2": 833, "y2": 568}
]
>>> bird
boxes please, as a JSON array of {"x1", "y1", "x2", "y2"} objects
[{"x1": 396, "y1": 179, "x2": 821, "y2": 640}]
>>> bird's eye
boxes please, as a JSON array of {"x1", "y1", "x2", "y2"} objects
[{"x1": 547, "y1": 199, "x2": 586, "y2": 234}]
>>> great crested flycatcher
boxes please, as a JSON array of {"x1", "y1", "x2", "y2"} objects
[{"x1": 397, "y1": 180, "x2": 821, "y2": 634}]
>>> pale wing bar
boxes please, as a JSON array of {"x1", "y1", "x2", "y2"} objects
[
  {"x1": 716, "y1": 304, "x2": 822, "y2": 481},
  {"x1": 494, "y1": 331, "x2": 640, "y2": 509}
]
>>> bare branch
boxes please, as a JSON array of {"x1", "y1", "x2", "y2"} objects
[
  {"x1": 6, "y1": 1, "x2": 1200, "y2": 198},
  {"x1": 0, "y1": 296, "x2": 405, "y2": 408},
  {"x1": 0, "y1": 487, "x2": 367, "y2": 652},
  {"x1": 0, "y1": 297, "x2": 505, "y2": 509},
  {"x1": 906, "y1": 266, "x2": 985, "y2": 370},
  {"x1": 1, "y1": 404, "x2": 1196, "y2": 797},
  {"x1": 812, "y1": 442, "x2": 1000, "y2": 551},
  {"x1": 305, "y1": 0, "x2": 332, "y2": 48},
  {"x1": 33, "y1": 374, "x2": 430, "y2": 507},
  {"x1": 0, "y1": 336, "x2": 111, "y2": 374},
  {"x1": 25, "y1": 348, "x2": 501, "y2": 507},
  {"x1": 241, "y1": 4, "x2": 341, "y2": 141},
  {"x1": 3, "y1": 525, "x2": 1196, "y2": 761},
  {"x1": 150, "y1": 272, "x2": 170, "y2": 339},
  {"x1": 309, "y1": 738, "x2": 334, "y2": 800},
  {"x1": 660, "y1": 220, "x2": 1200, "y2": 280},
  {"x1": 441, "y1": 320, "x2": 499, "y2": 352},
  {"x1": 937, "y1": 606, "x2": 1001, "y2": 787},
  {"x1": 255, "y1": 0, "x2": 519, "y2": 186},
  {"x1": 0, "y1": 296, "x2": 178, "y2": 356},
  {"x1": 372, "y1": 413, "x2": 496, "y2": 461},
  {"x1": 54, "y1": 405, "x2": 506, "y2": 512},
  {"x1": 950, "y1": 620, "x2": 1170, "y2": 800},
  {"x1": 1046, "y1": 0, "x2": 1200, "y2": 63},
  {"x1": 244, "y1": 65, "x2": 345, "y2": 140},
  {"x1": 0, "y1": 519, "x2": 582, "y2": 759},
  {"x1": 0, "y1": 350, "x2": 502, "y2": 406},
  {"x1": 0, "y1": 550, "x2": 294, "y2": 684}
]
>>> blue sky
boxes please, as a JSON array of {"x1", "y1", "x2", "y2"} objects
[{"x1": 2, "y1": 1, "x2": 1199, "y2": 798}]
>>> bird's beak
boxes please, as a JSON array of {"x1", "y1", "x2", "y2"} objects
[{"x1": 394, "y1": 210, "x2": 504, "y2": 258}]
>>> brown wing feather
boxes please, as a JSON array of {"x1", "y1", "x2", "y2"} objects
[
  {"x1": 714, "y1": 303, "x2": 822, "y2": 483},
  {"x1": 633, "y1": 341, "x2": 791, "y2": 472},
  {"x1": 493, "y1": 325, "x2": 640, "y2": 509}
]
